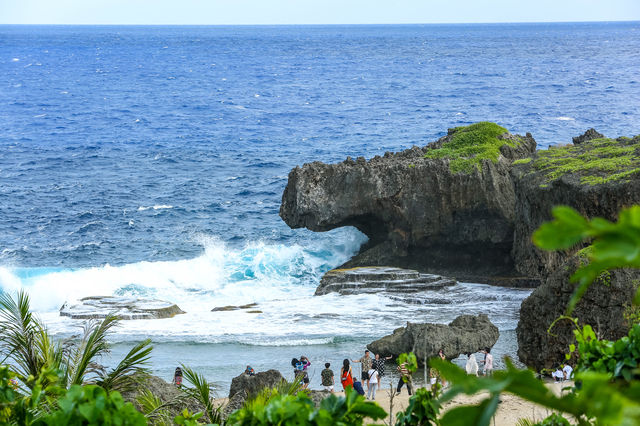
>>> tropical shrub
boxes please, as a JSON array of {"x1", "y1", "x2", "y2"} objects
[
  {"x1": 395, "y1": 386, "x2": 441, "y2": 426},
  {"x1": 35, "y1": 385, "x2": 147, "y2": 425},
  {"x1": 397, "y1": 353, "x2": 418, "y2": 373},
  {"x1": 227, "y1": 387, "x2": 386, "y2": 425},
  {"x1": 0, "y1": 291, "x2": 152, "y2": 393}
]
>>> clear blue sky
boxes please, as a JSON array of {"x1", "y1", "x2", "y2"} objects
[{"x1": 1, "y1": 0, "x2": 639, "y2": 25}]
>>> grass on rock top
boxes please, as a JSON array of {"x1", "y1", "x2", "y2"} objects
[
  {"x1": 423, "y1": 122, "x2": 518, "y2": 173},
  {"x1": 530, "y1": 136, "x2": 640, "y2": 186}
]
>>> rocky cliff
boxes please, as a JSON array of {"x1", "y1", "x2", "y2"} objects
[
  {"x1": 511, "y1": 133, "x2": 640, "y2": 279},
  {"x1": 280, "y1": 122, "x2": 537, "y2": 285},
  {"x1": 280, "y1": 123, "x2": 640, "y2": 369},
  {"x1": 517, "y1": 254, "x2": 640, "y2": 370}
]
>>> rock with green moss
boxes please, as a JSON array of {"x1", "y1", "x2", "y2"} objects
[
  {"x1": 511, "y1": 131, "x2": 640, "y2": 279},
  {"x1": 423, "y1": 122, "x2": 534, "y2": 174},
  {"x1": 280, "y1": 122, "x2": 537, "y2": 286}
]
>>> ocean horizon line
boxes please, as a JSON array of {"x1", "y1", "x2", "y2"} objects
[{"x1": 1, "y1": 20, "x2": 638, "y2": 27}]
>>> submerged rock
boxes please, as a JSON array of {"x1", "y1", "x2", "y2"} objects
[
  {"x1": 517, "y1": 254, "x2": 640, "y2": 370},
  {"x1": 315, "y1": 266, "x2": 456, "y2": 296},
  {"x1": 228, "y1": 369, "x2": 284, "y2": 399},
  {"x1": 212, "y1": 303, "x2": 258, "y2": 312},
  {"x1": 59, "y1": 296, "x2": 185, "y2": 320},
  {"x1": 367, "y1": 314, "x2": 499, "y2": 363}
]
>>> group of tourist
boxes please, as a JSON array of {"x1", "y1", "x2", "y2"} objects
[
  {"x1": 316, "y1": 350, "x2": 394, "y2": 400},
  {"x1": 464, "y1": 347, "x2": 494, "y2": 377},
  {"x1": 551, "y1": 363, "x2": 573, "y2": 382}
]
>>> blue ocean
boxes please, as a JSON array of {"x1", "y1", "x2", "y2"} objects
[{"x1": 1, "y1": 22, "x2": 639, "y2": 391}]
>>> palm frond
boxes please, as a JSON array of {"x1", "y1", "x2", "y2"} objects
[
  {"x1": 180, "y1": 364, "x2": 222, "y2": 424},
  {"x1": 97, "y1": 338, "x2": 152, "y2": 393},
  {"x1": 137, "y1": 388, "x2": 175, "y2": 425},
  {"x1": 67, "y1": 314, "x2": 119, "y2": 386},
  {"x1": 0, "y1": 291, "x2": 44, "y2": 381}
]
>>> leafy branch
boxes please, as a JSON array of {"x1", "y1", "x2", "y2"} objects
[{"x1": 533, "y1": 205, "x2": 640, "y2": 313}]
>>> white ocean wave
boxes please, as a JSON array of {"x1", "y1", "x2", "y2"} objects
[{"x1": 137, "y1": 205, "x2": 173, "y2": 211}]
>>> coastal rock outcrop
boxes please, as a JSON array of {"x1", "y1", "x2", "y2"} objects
[
  {"x1": 280, "y1": 122, "x2": 537, "y2": 286},
  {"x1": 228, "y1": 369, "x2": 285, "y2": 399},
  {"x1": 315, "y1": 267, "x2": 456, "y2": 295},
  {"x1": 280, "y1": 122, "x2": 640, "y2": 370},
  {"x1": 59, "y1": 296, "x2": 185, "y2": 320},
  {"x1": 511, "y1": 133, "x2": 640, "y2": 279},
  {"x1": 121, "y1": 374, "x2": 205, "y2": 419},
  {"x1": 517, "y1": 255, "x2": 640, "y2": 370},
  {"x1": 367, "y1": 314, "x2": 499, "y2": 363}
]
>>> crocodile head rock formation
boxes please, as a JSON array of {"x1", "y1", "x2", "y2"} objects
[{"x1": 280, "y1": 122, "x2": 537, "y2": 286}]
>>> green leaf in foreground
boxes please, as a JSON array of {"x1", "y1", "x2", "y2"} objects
[{"x1": 533, "y1": 205, "x2": 640, "y2": 313}]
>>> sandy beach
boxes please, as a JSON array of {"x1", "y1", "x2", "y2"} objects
[
  {"x1": 359, "y1": 380, "x2": 572, "y2": 425},
  {"x1": 215, "y1": 379, "x2": 571, "y2": 425},
  {"x1": 213, "y1": 379, "x2": 573, "y2": 424}
]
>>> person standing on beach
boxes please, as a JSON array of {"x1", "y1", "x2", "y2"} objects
[
  {"x1": 396, "y1": 361, "x2": 413, "y2": 395},
  {"x1": 465, "y1": 352, "x2": 479, "y2": 376},
  {"x1": 172, "y1": 367, "x2": 183, "y2": 388},
  {"x1": 340, "y1": 359, "x2": 354, "y2": 391},
  {"x1": 321, "y1": 362, "x2": 334, "y2": 392},
  {"x1": 367, "y1": 368, "x2": 379, "y2": 400},
  {"x1": 297, "y1": 356, "x2": 311, "y2": 389},
  {"x1": 372, "y1": 353, "x2": 393, "y2": 387},
  {"x1": 352, "y1": 350, "x2": 373, "y2": 389},
  {"x1": 438, "y1": 349, "x2": 447, "y2": 387},
  {"x1": 480, "y1": 348, "x2": 493, "y2": 377}
]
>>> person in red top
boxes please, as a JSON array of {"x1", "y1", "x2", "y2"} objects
[
  {"x1": 172, "y1": 367, "x2": 183, "y2": 388},
  {"x1": 340, "y1": 359, "x2": 354, "y2": 390}
]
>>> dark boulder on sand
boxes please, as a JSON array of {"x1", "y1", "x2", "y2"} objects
[
  {"x1": 367, "y1": 314, "x2": 499, "y2": 363},
  {"x1": 228, "y1": 369, "x2": 285, "y2": 399}
]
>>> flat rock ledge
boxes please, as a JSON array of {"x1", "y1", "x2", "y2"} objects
[
  {"x1": 367, "y1": 314, "x2": 499, "y2": 363},
  {"x1": 211, "y1": 303, "x2": 260, "y2": 313},
  {"x1": 315, "y1": 266, "x2": 456, "y2": 296},
  {"x1": 59, "y1": 296, "x2": 185, "y2": 320}
]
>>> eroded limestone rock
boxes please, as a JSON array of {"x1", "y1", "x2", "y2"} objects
[
  {"x1": 59, "y1": 296, "x2": 185, "y2": 320},
  {"x1": 315, "y1": 266, "x2": 456, "y2": 296},
  {"x1": 367, "y1": 314, "x2": 499, "y2": 363}
]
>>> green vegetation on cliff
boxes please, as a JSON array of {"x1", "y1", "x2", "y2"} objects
[
  {"x1": 423, "y1": 122, "x2": 520, "y2": 173},
  {"x1": 528, "y1": 136, "x2": 640, "y2": 186}
]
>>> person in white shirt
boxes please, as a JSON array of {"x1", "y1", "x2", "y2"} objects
[
  {"x1": 563, "y1": 364, "x2": 573, "y2": 380},
  {"x1": 367, "y1": 369, "x2": 379, "y2": 400},
  {"x1": 480, "y1": 348, "x2": 494, "y2": 376},
  {"x1": 465, "y1": 353, "x2": 479, "y2": 376},
  {"x1": 552, "y1": 366, "x2": 564, "y2": 381}
]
